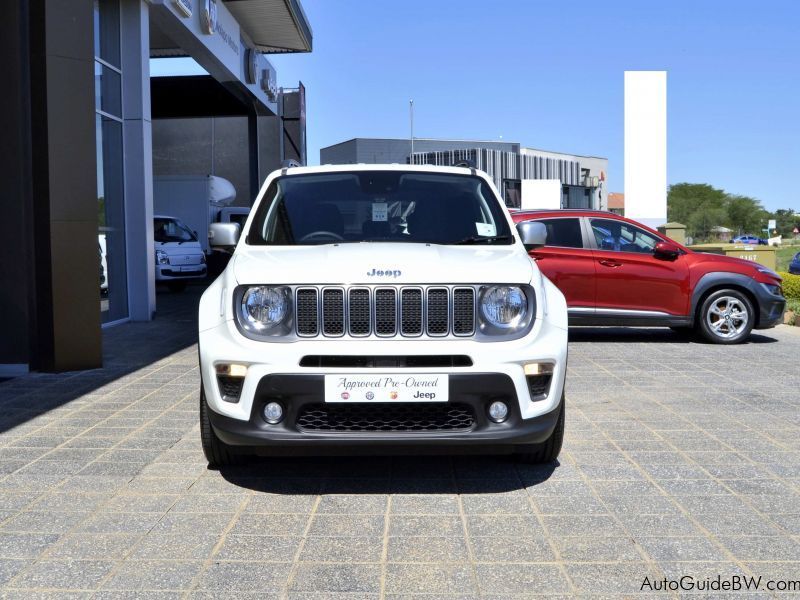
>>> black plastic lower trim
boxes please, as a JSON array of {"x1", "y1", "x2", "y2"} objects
[
  {"x1": 568, "y1": 313, "x2": 692, "y2": 327},
  {"x1": 208, "y1": 373, "x2": 562, "y2": 449}
]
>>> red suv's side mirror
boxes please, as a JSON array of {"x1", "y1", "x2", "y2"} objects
[{"x1": 654, "y1": 241, "x2": 681, "y2": 260}]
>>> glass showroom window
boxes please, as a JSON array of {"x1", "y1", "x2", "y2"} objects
[{"x1": 95, "y1": 0, "x2": 127, "y2": 323}]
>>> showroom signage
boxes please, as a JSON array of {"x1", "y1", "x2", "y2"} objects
[
  {"x1": 246, "y1": 48, "x2": 259, "y2": 85},
  {"x1": 152, "y1": 0, "x2": 276, "y2": 111},
  {"x1": 201, "y1": 0, "x2": 217, "y2": 34},
  {"x1": 172, "y1": 0, "x2": 192, "y2": 18},
  {"x1": 261, "y1": 64, "x2": 278, "y2": 101}
]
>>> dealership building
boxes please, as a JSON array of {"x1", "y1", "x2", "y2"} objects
[
  {"x1": 320, "y1": 138, "x2": 608, "y2": 210},
  {"x1": 1, "y1": 0, "x2": 312, "y2": 373}
]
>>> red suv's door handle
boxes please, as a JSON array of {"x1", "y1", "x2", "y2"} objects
[{"x1": 599, "y1": 259, "x2": 622, "y2": 268}]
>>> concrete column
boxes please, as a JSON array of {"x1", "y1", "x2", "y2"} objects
[
  {"x1": 0, "y1": 0, "x2": 33, "y2": 374},
  {"x1": 248, "y1": 111, "x2": 260, "y2": 204},
  {"x1": 27, "y1": 0, "x2": 102, "y2": 371},
  {"x1": 624, "y1": 71, "x2": 667, "y2": 229},
  {"x1": 121, "y1": 0, "x2": 156, "y2": 320}
]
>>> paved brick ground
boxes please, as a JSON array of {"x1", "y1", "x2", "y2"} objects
[{"x1": 1, "y1": 290, "x2": 799, "y2": 597}]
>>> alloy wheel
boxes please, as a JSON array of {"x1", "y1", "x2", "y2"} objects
[{"x1": 705, "y1": 296, "x2": 749, "y2": 339}]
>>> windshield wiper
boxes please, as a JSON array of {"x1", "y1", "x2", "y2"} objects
[{"x1": 453, "y1": 234, "x2": 513, "y2": 245}]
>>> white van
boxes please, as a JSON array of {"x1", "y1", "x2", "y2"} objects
[{"x1": 154, "y1": 215, "x2": 207, "y2": 292}]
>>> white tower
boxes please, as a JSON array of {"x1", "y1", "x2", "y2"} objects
[{"x1": 624, "y1": 71, "x2": 667, "y2": 229}]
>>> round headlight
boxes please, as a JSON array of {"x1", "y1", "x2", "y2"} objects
[
  {"x1": 480, "y1": 286, "x2": 527, "y2": 328},
  {"x1": 241, "y1": 286, "x2": 288, "y2": 329}
]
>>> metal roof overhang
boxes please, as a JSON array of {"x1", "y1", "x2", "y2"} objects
[
  {"x1": 225, "y1": 0, "x2": 312, "y2": 53},
  {"x1": 149, "y1": 0, "x2": 312, "y2": 57}
]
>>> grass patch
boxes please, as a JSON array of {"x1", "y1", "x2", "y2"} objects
[{"x1": 776, "y1": 245, "x2": 800, "y2": 271}]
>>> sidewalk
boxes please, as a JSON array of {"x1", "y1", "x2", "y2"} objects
[{"x1": 1, "y1": 294, "x2": 799, "y2": 596}]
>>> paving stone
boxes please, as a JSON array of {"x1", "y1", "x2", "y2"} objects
[
  {"x1": 388, "y1": 515, "x2": 462, "y2": 537},
  {"x1": 1, "y1": 510, "x2": 89, "y2": 534},
  {"x1": 243, "y1": 494, "x2": 316, "y2": 514},
  {"x1": 542, "y1": 515, "x2": 627, "y2": 537},
  {"x1": 288, "y1": 563, "x2": 382, "y2": 593},
  {"x1": 11, "y1": 559, "x2": 116, "y2": 590},
  {"x1": 0, "y1": 559, "x2": 28, "y2": 585},
  {"x1": 460, "y1": 494, "x2": 532, "y2": 514},
  {"x1": 308, "y1": 514, "x2": 384, "y2": 537},
  {"x1": 315, "y1": 494, "x2": 386, "y2": 514},
  {"x1": 635, "y1": 536, "x2": 730, "y2": 562},
  {"x1": 565, "y1": 562, "x2": 657, "y2": 594},
  {"x1": 129, "y1": 532, "x2": 220, "y2": 560},
  {"x1": 103, "y1": 494, "x2": 179, "y2": 514},
  {"x1": 474, "y1": 563, "x2": 570, "y2": 594},
  {"x1": 466, "y1": 515, "x2": 543, "y2": 537},
  {"x1": 0, "y1": 532, "x2": 61, "y2": 558},
  {"x1": 151, "y1": 512, "x2": 232, "y2": 535},
  {"x1": 299, "y1": 536, "x2": 383, "y2": 563},
  {"x1": 216, "y1": 534, "x2": 302, "y2": 561},
  {"x1": 47, "y1": 533, "x2": 142, "y2": 559},
  {"x1": 230, "y1": 513, "x2": 309, "y2": 536},
  {"x1": 386, "y1": 535, "x2": 468, "y2": 562},
  {"x1": 195, "y1": 561, "x2": 293, "y2": 592},
  {"x1": 552, "y1": 536, "x2": 642, "y2": 562},
  {"x1": 717, "y1": 535, "x2": 800, "y2": 561},
  {"x1": 469, "y1": 536, "x2": 554, "y2": 562},
  {"x1": 389, "y1": 494, "x2": 459, "y2": 515},
  {"x1": 101, "y1": 560, "x2": 206, "y2": 591},
  {"x1": 384, "y1": 563, "x2": 475, "y2": 594},
  {"x1": 76, "y1": 512, "x2": 163, "y2": 534}
]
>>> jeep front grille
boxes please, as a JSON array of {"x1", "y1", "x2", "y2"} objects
[{"x1": 295, "y1": 286, "x2": 476, "y2": 339}]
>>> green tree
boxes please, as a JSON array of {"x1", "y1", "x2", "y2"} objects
[
  {"x1": 724, "y1": 194, "x2": 767, "y2": 236},
  {"x1": 667, "y1": 183, "x2": 727, "y2": 240},
  {"x1": 667, "y1": 183, "x2": 774, "y2": 241}
]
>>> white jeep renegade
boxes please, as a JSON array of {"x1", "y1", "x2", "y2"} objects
[{"x1": 198, "y1": 164, "x2": 568, "y2": 467}]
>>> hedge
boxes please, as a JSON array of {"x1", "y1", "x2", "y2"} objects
[{"x1": 779, "y1": 271, "x2": 800, "y2": 301}]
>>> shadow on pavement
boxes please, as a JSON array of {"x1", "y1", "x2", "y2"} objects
[
  {"x1": 218, "y1": 455, "x2": 559, "y2": 494},
  {"x1": 0, "y1": 283, "x2": 206, "y2": 436},
  {"x1": 568, "y1": 326, "x2": 779, "y2": 344}
]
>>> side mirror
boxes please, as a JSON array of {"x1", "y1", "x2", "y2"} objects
[
  {"x1": 209, "y1": 222, "x2": 240, "y2": 249},
  {"x1": 516, "y1": 221, "x2": 547, "y2": 250},
  {"x1": 654, "y1": 241, "x2": 681, "y2": 260}
]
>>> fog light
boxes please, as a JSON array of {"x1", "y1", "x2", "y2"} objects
[
  {"x1": 263, "y1": 402, "x2": 284, "y2": 424},
  {"x1": 488, "y1": 401, "x2": 508, "y2": 423},
  {"x1": 215, "y1": 363, "x2": 248, "y2": 377},
  {"x1": 524, "y1": 362, "x2": 554, "y2": 376}
]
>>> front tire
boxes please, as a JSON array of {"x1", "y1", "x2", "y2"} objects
[
  {"x1": 696, "y1": 289, "x2": 754, "y2": 344},
  {"x1": 516, "y1": 395, "x2": 565, "y2": 464},
  {"x1": 200, "y1": 387, "x2": 238, "y2": 468}
]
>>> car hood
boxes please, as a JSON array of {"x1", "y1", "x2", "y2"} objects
[
  {"x1": 689, "y1": 251, "x2": 778, "y2": 277},
  {"x1": 232, "y1": 243, "x2": 535, "y2": 285},
  {"x1": 156, "y1": 241, "x2": 203, "y2": 256}
]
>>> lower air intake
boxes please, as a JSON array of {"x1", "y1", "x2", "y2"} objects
[{"x1": 296, "y1": 403, "x2": 475, "y2": 432}]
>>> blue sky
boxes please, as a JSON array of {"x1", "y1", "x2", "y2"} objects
[{"x1": 154, "y1": 0, "x2": 799, "y2": 211}]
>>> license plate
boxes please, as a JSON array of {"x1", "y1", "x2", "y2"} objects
[{"x1": 325, "y1": 374, "x2": 448, "y2": 403}]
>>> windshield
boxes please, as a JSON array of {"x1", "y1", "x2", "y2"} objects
[
  {"x1": 247, "y1": 171, "x2": 513, "y2": 246},
  {"x1": 154, "y1": 217, "x2": 196, "y2": 243}
]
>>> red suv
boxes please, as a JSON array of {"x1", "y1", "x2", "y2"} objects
[{"x1": 510, "y1": 210, "x2": 786, "y2": 344}]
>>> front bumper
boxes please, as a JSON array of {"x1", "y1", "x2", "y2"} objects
[
  {"x1": 754, "y1": 286, "x2": 786, "y2": 329},
  {"x1": 155, "y1": 264, "x2": 207, "y2": 281},
  {"x1": 208, "y1": 373, "x2": 563, "y2": 450}
]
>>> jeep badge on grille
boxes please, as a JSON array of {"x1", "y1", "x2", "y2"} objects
[{"x1": 366, "y1": 268, "x2": 402, "y2": 277}]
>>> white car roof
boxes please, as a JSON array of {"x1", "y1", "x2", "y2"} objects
[{"x1": 281, "y1": 163, "x2": 477, "y2": 177}]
